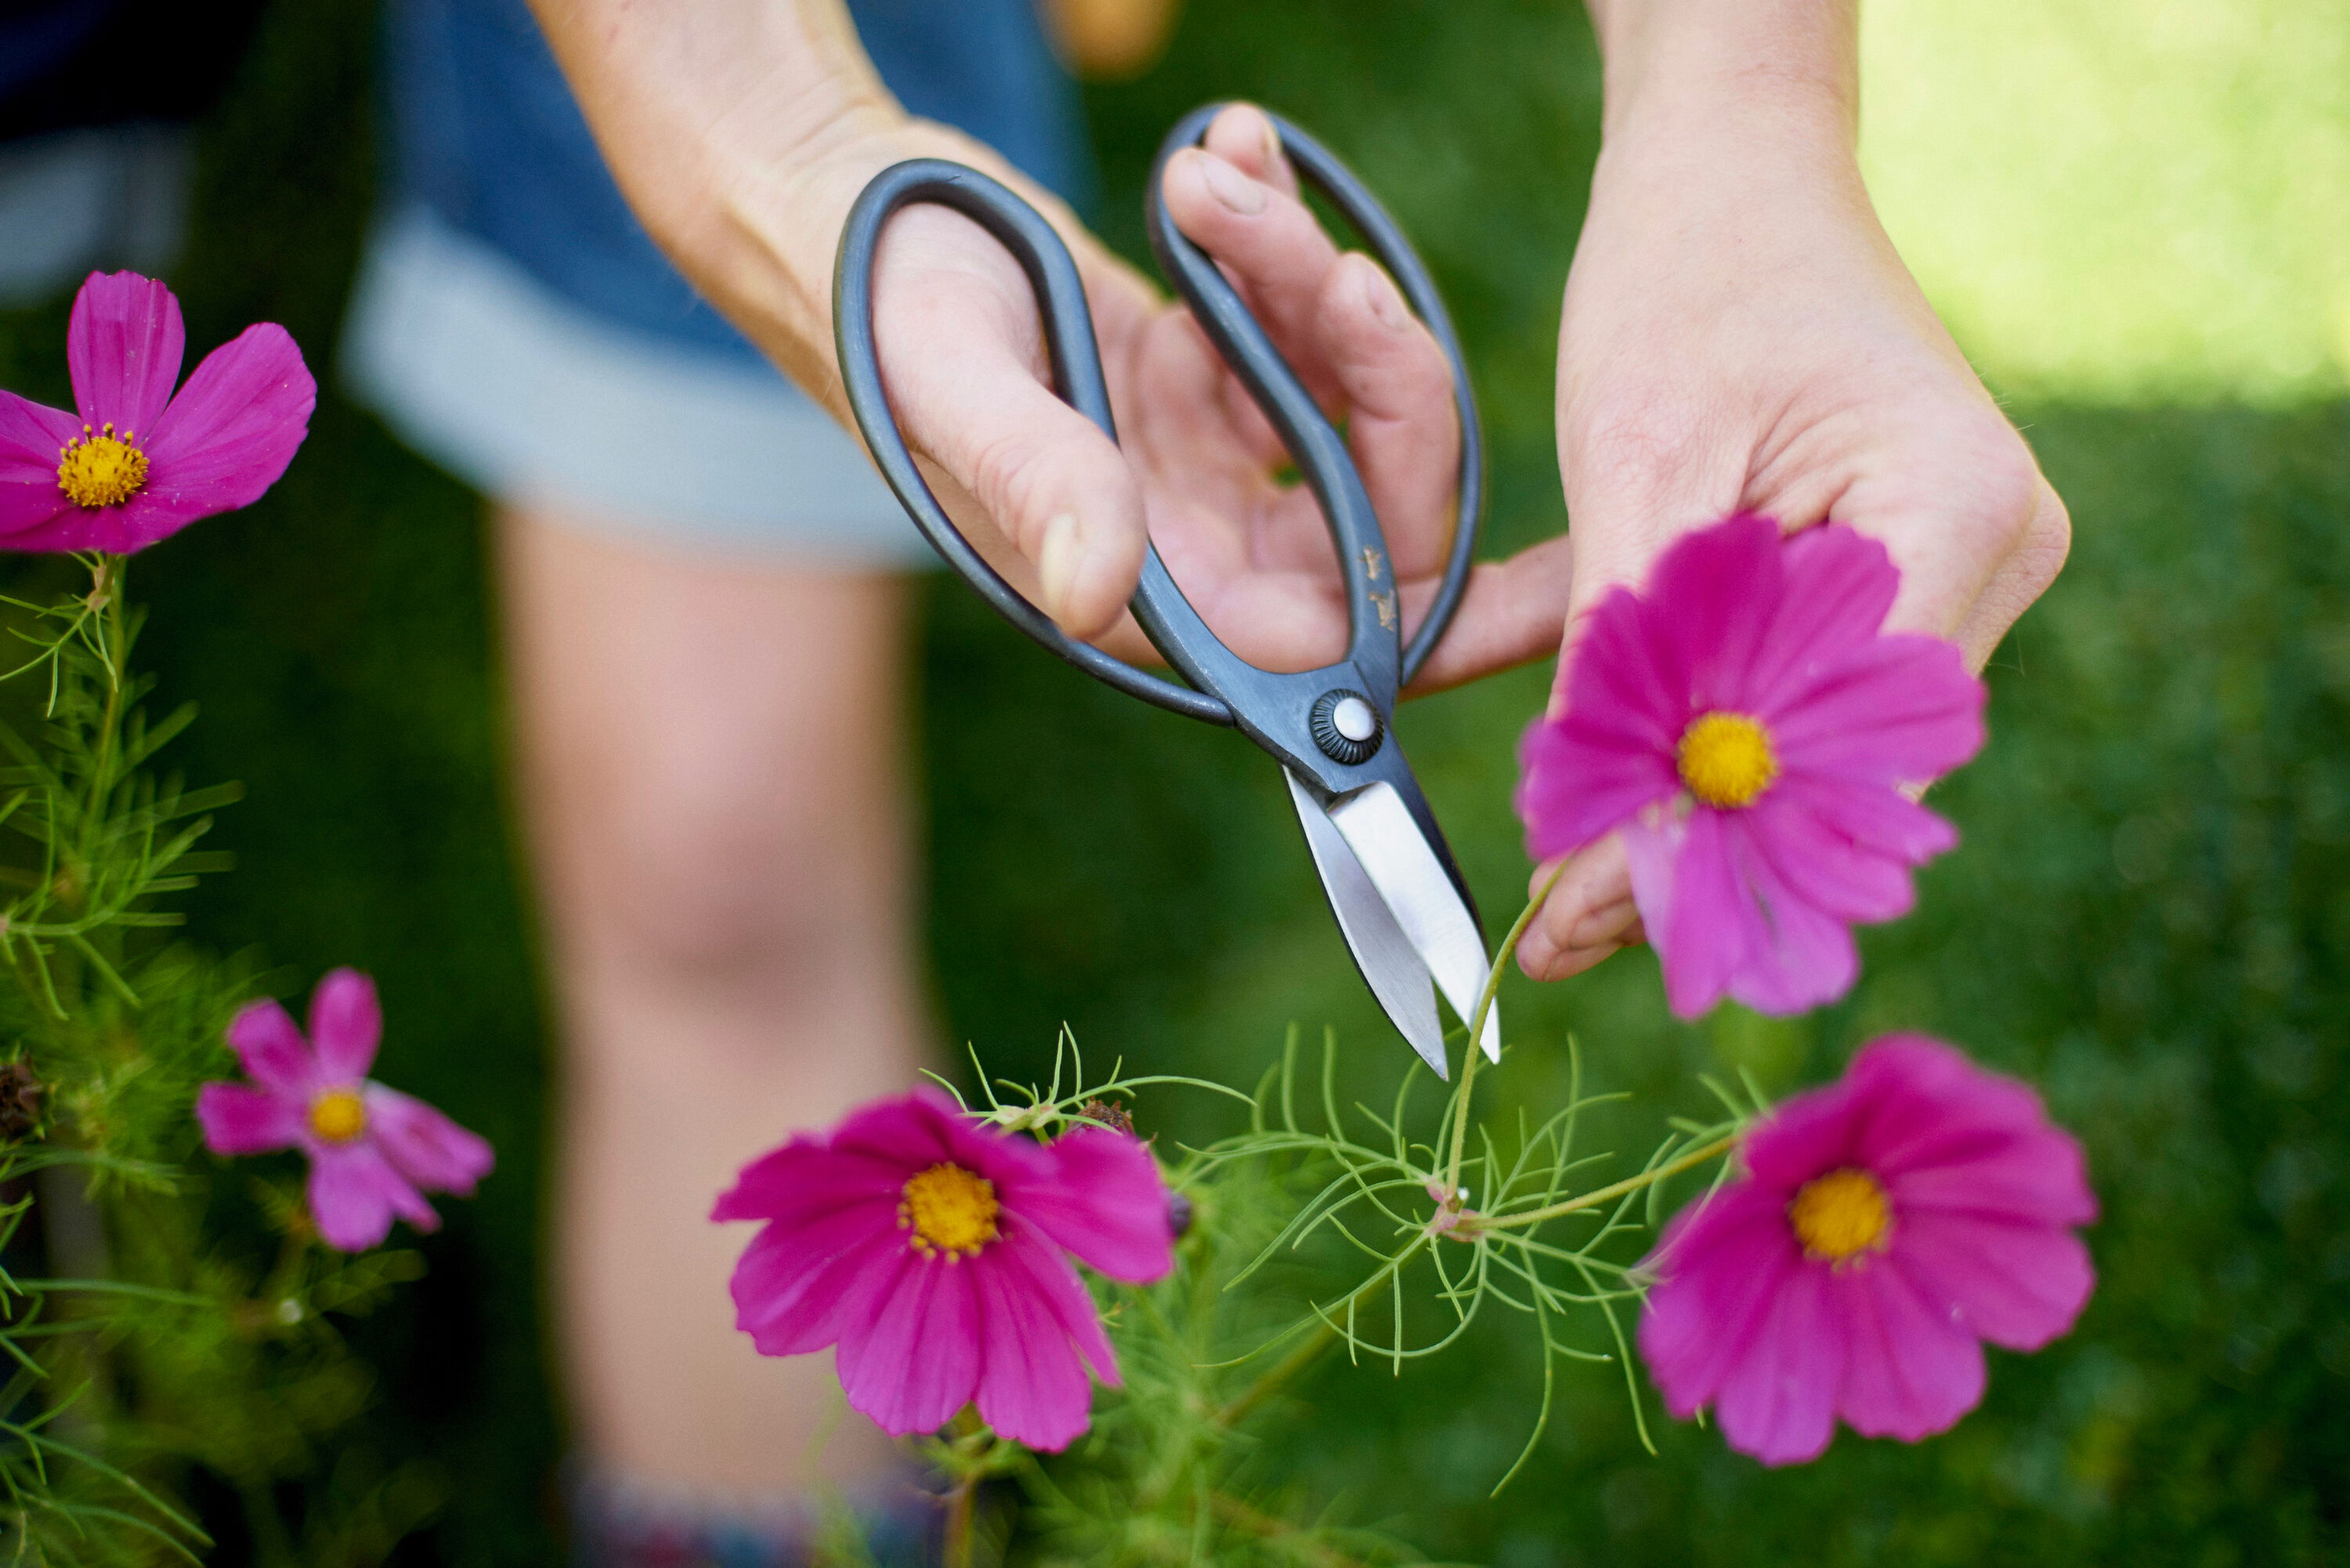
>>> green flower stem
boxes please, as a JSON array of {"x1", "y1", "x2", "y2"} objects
[
  {"x1": 1459, "y1": 1133, "x2": 1738, "y2": 1236},
  {"x1": 1216, "y1": 1317, "x2": 1339, "y2": 1430},
  {"x1": 1442, "y1": 862, "x2": 1567, "y2": 1199}
]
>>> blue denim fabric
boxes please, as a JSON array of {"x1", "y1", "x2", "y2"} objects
[{"x1": 380, "y1": 0, "x2": 1092, "y2": 366}]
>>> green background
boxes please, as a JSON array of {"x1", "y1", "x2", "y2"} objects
[{"x1": 2, "y1": 0, "x2": 2344, "y2": 1560}]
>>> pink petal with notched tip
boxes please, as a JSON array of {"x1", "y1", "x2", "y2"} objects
[
  {"x1": 196, "y1": 1081, "x2": 305, "y2": 1154},
  {"x1": 711, "y1": 1136, "x2": 906, "y2": 1226},
  {"x1": 224, "y1": 997, "x2": 319, "y2": 1097},
  {"x1": 1721, "y1": 818, "x2": 1862, "y2": 1016},
  {"x1": 1893, "y1": 1211, "x2": 2095, "y2": 1351},
  {"x1": 837, "y1": 1254, "x2": 981, "y2": 1438},
  {"x1": 1005, "y1": 1126, "x2": 1173, "y2": 1284},
  {"x1": 1629, "y1": 808, "x2": 1737, "y2": 1018},
  {"x1": 1767, "y1": 633, "x2": 1985, "y2": 787},
  {"x1": 1747, "y1": 790, "x2": 1920, "y2": 925},
  {"x1": 729, "y1": 1205, "x2": 906, "y2": 1357},
  {"x1": 1516, "y1": 706, "x2": 1678, "y2": 861},
  {"x1": 1643, "y1": 514, "x2": 1784, "y2": 710},
  {"x1": 364, "y1": 1084, "x2": 493, "y2": 1193},
  {"x1": 1637, "y1": 1180, "x2": 1804, "y2": 1418},
  {"x1": 1833, "y1": 1255, "x2": 1987, "y2": 1442},
  {"x1": 0, "y1": 393, "x2": 81, "y2": 536},
  {"x1": 307, "y1": 966, "x2": 381, "y2": 1082},
  {"x1": 66, "y1": 272, "x2": 184, "y2": 437},
  {"x1": 1711, "y1": 1256, "x2": 1844, "y2": 1465},
  {"x1": 1743, "y1": 525, "x2": 1902, "y2": 710},
  {"x1": 307, "y1": 1139, "x2": 439, "y2": 1252},
  {"x1": 1772, "y1": 774, "x2": 1959, "y2": 865},
  {"x1": 972, "y1": 1225, "x2": 1114, "y2": 1451}
]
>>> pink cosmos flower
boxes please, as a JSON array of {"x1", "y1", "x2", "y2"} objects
[
  {"x1": 714, "y1": 1089, "x2": 1174, "y2": 1451},
  {"x1": 1637, "y1": 1035, "x2": 2095, "y2": 1466},
  {"x1": 0, "y1": 271, "x2": 313, "y2": 553},
  {"x1": 196, "y1": 969, "x2": 494, "y2": 1252},
  {"x1": 1516, "y1": 514, "x2": 1987, "y2": 1017}
]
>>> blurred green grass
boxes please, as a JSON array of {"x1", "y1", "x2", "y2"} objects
[{"x1": 2, "y1": 0, "x2": 2345, "y2": 1561}]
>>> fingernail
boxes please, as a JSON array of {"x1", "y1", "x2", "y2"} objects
[
  {"x1": 1359, "y1": 261, "x2": 1412, "y2": 332},
  {"x1": 1198, "y1": 154, "x2": 1267, "y2": 215},
  {"x1": 1258, "y1": 114, "x2": 1283, "y2": 171},
  {"x1": 1039, "y1": 512, "x2": 1081, "y2": 619}
]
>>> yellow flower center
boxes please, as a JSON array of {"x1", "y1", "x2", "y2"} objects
[
  {"x1": 899, "y1": 1162, "x2": 1000, "y2": 1259},
  {"x1": 1677, "y1": 711, "x2": 1778, "y2": 808},
  {"x1": 1788, "y1": 1167, "x2": 1893, "y2": 1262},
  {"x1": 309, "y1": 1089, "x2": 367, "y2": 1144},
  {"x1": 56, "y1": 424, "x2": 150, "y2": 509}
]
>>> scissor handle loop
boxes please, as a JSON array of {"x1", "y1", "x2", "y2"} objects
[
  {"x1": 834, "y1": 160, "x2": 1238, "y2": 725},
  {"x1": 1148, "y1": 105, "x2": 1485, "y2": 691}
]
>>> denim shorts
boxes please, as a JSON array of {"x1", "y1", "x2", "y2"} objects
[{"x1": 341, "y1": 0, "x2": 1094, "y2": 565}]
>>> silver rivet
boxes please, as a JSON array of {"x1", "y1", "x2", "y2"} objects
[{"x1": 1332, "y1": 696, "x2": 1376, "y2": 742}]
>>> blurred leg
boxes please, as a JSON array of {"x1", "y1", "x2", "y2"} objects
[{"x1": 497, "y1": 503, "x2": 922, "y2": 1495}]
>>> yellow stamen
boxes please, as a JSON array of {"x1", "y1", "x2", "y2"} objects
[
  {"x1": 1677, "y1": 711, "x2": 1778, "y2": 808},
  {"x1": 1788, "y1": 1168, "x2": 1893, "y2": 1262},
  {"x1": 56, "y1": 422, "x2": 150, "y2": 509},
  {"x1": 309, "y1": 1089, "x2": 367, "y2": 1144},
  {"x1": 898, "y1": 1162, "x2": 1000, "y2": 1259}
]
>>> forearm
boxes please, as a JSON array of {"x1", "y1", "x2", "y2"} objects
[
  {"x1": 1584, "y1": 0, "x2": 1857, "y2": 150},
  {"x1": 526, "y1": 0, "x2": 1109, "y2": 411}
]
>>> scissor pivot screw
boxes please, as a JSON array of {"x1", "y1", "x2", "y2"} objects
[{"x1": 1311, "y1": 691, "x2": 1382, "y2": 764}]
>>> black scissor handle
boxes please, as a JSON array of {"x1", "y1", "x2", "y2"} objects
[
  {"x1": 1147, "y1": 104, "x2": 1484, "y2": 695},
  {"x1": 834, "y1": 159, "x2": 1236, "y2": 726},
  {"x1": 833, "y1": 113, "x2": 1486, "y2": 789}
]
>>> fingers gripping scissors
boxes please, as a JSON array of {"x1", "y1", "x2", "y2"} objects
[{"x1": 834, "y1": 105, "x2": 1497, "y2": 1077}]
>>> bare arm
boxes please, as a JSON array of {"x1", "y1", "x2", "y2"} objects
[
  {"x1": 524, "y1": 0, "x2": 1572, "y2": 681},
  {"x1": 1520, "y1": 0, "x2": 2068, "y2": 979}
]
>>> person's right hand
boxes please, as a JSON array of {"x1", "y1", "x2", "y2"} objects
[{"x1": 815, "y1": 103, "x2": 1571, "y2": 686}]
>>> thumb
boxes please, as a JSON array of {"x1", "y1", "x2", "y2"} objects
[{"x1": 872, "y1": 204, "x2": 1148, "y2": 639}]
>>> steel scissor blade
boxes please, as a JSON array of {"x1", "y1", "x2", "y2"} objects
[
  {"x1": 1284, "y1": 768, "x2": 1447, "y2": 1077},
  {"x1": 1327, "y1": 782, "x2": 1502, "y2": 1064}
]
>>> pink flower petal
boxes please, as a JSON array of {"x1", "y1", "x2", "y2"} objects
[
  {"x1": 835, "y1": 1253, "x2": 980, "y2": 1438},
  {"x1": 1642, "y1": 513, "x2": 1784, "y2": 712},
  {"x1": 1638, "y1": 1181, "x2": 1804, "y2": 1418},
  {"x1": 1769, "y1": 634, "x2": 1985, "y2": 787},
  {"x1": 1739, "y1": 1080, "x2": 1873, "y2": 1194},
  {"x1": 1005, "y1": 1128, "x2": 1173, "y2": 1284},
  {"x1": 1744, "y1": 526, "x2": 1901, "y2": 712},
  {"x1": 712, "y1": 1136, "x2": 906, "y2": 1226},
  {"x1": 1747, "y1": 790, "x2": 1920, "y2": 925},
  {"x1": 1833, "y1": 1255, "x2": 1987, "y2": 1441},
  {"x1": 364, "y1": 1085, "x2": 494, "y2": 1194},
  {"x1": 196, "y1": 1082, "x2": 303, "y2": 1155},
  {"x1": 72, "y1": 321, "x2": 315, "y2": 550},
  {"x1": 307, "y1": 967, "x2": 381, "y2": 1082},
  {"x1": 1893, "y1": 1211, "x2": 2096, "y2": 1352},
  {"x1": 67, "y1": 272, "x2": 184, "y2": 438},
  {"x1": 998, "y1": 1219, "x2": 1117, "y2": 1382},
  {"x1": 971, "y1": 1224, "x2": 1112, "y2": 1450},
  {"x1": 729, "y1": 1206, "x2": 906, "y2": 1356},
  {"x1": 1722, "y1": 817, "x2": 1862, "y2": 1015},
  {"x1": 1517, "y1": 711, "x2": 1679, "y2": 860},
  {"x1": 307, "y1": 1140, "x2": 438, "y2": 1252},
  {"x1": 1710, "y1": 1257, "x2": 1843, "y2": 1466},
  {"x1": 831, "y1": 1088, "x2": 987, "y2": 1176},
  {"x1": 1643, "y1": 808, "x2": 1753, "y2": 1019},
  {"x1": 225, "y1": 997, "x2": 318, "y2": 1097},
  {"x1": 1770, "y1": 775, "x2": 1959, "y2": 866},
  {"x1": 0, "y1": 392, "x2": 81, "y2": 537}
]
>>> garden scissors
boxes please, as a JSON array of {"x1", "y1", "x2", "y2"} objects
[{"x1": 834, "y1": 105, "x2": 1498, "y2": 1078}]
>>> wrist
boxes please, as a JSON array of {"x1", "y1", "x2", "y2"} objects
[{"x1": 1586, "y1": 0, "x2": 1858, "y2": 151}]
